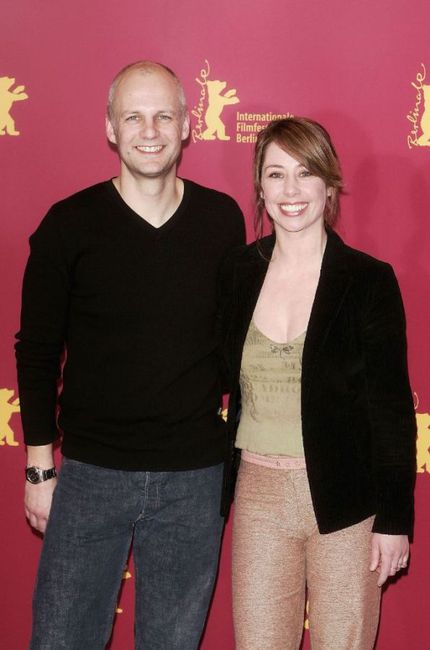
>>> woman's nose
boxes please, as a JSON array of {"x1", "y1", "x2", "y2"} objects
[{"x1": 283, "y1": 175, "x2": 299, "y2": 196}]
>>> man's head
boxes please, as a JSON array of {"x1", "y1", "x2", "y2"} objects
[
  {"x1": 106, "y1": 61, "x2": 190, "y2": 181},
  {"x1": 107, "y1": 61, "x2": 187, "y2": 121}
]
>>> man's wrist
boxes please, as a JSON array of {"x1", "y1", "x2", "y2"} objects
[
  {"x1": 25, "y1": 466, "x2": 57, "y2": 484},
  {"x1": 26, "y1": 443, "x2": 55, "y2": 471}
]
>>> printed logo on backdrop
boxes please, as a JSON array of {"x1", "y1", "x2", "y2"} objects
[
  {"x1": 407, "y1": 64, "x2": 430, "y2": 148},
  {"x1": 192, "y1": 60, "x2": 239, "y2": 142},
  {"x1": 192, "y1": 60, "x2": 292, "y2": 144},
  {"x1": 115, "y1": 566, "x2": 132, "y2": 614},
  {"x1": 414, "y1": 392, "x2": 429, "y2": 473},
  {"x1": 0, "y1": 388, "x2": 20, "y2": 446},
  {"x1": 417, "y1": 412, "x2": 430, "y2": 472},
  {"x1": 0, "y1": 76, "x2": 28, "y2": 136}
]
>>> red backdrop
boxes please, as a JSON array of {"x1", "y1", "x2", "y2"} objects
[{"x1": 1, "y1": 1, "x2": 429, "y2": 648}]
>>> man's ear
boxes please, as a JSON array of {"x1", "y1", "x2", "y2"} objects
[
  {"x1": 106, "y1": 116, "x2": 117, "y2": 145},
  {"x1": 181, "y1": 111, "x2": 190, "y2": 141}
]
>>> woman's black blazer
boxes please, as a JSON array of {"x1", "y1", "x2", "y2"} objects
[{"x1": 220, "y1": 229, "x2": 416, "y2": 535}]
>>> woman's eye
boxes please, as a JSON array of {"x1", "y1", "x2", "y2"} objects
[
  {"x1": 299, "y1": 169, "x2": 312, "y2": 177},
  {"x1": 268, "y1": 172, "x2": 283, "y2": 179}
]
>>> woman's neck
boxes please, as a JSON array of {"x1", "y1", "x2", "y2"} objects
[{"x1": 271, "y1": 225, "x2": 327, "y2": 271}]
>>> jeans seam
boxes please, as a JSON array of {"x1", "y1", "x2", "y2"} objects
[{"x1": 136, "y1": 471, "x2": 150, "y2": 522}]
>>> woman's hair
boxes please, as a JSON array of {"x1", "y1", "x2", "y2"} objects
[{"x1": 253, "y1": 117, "x2": 343, "y2": 239}]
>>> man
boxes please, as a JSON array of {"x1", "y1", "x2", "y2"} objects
[{"x1": 16, "y1": 61, "x2": 245, "y2": 650}]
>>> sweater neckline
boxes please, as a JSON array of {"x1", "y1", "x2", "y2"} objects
[{"x1": 104, "y1": 178, "x2": 191, "y2": 236}]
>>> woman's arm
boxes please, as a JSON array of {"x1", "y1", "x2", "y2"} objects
[{"x1": 361, "y1": 263, "x2": 416, "y2": 535}]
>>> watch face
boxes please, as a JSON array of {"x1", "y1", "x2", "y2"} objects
[{"x1": 26, "y1": 467, "x2": 42, "y2": 484}]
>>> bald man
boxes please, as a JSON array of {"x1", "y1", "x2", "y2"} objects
[{"x1": 17, "y1": 61, "x2": 245, "y2": 650}]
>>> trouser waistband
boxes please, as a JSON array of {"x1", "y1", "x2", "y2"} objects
[{"x1": 241, "y1": 449, "x2": 306, "y2": 469}]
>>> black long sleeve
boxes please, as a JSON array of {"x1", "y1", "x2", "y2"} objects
[{"x1": 16, "y1": 179, "x2": 246, "y2": 471}]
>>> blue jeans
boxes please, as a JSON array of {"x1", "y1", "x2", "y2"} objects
[{"x1": 30, "y1": 458, "x2": 224, "y2": 650}]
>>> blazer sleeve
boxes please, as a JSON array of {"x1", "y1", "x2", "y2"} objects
[{"x1": 361, "y1": 263, "x2": 416, "y2": 535}]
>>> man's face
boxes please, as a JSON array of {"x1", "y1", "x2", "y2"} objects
[{"x1": 106, "y1": 69, "x2": 190, "y2": 181}]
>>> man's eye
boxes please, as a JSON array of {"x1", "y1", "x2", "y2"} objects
[
  {"x1": 158, "y1": 114, "x2": 173, "y2": 121},
  {"x1": 125, "y1": 115, "x2": 138, "y2": 122}
]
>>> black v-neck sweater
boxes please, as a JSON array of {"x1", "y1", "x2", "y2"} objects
[{"x1": 16, "y1": 179, "x2": 245, "y2": 470}]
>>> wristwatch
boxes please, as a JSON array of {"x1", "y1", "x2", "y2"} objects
[{"x1": 25, "y1": 466, "x2": 57, "y2": 484}]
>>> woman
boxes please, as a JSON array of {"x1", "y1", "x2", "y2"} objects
[{"x1": 220, "y1": 117, "x2": 416, "y2": 649}]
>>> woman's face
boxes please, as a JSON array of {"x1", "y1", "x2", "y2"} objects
[{"x1": 260, "y1": 142, "x2": 330, "y2": 236}]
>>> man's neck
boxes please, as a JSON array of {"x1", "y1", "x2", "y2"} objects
[{"x1": 112, "y1": 173, "x2": 184, "y2": 228}]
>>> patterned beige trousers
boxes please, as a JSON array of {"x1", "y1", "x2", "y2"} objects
[{"x1": 232, "y1": 461, "x2": 381, "y2": 650}]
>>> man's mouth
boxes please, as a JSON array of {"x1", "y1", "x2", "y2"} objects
[{"x1": 135, "y1": 145, "x2": 164, "y2": 153}]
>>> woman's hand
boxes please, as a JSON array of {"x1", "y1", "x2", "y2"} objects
[{"x1": 370, "y1": 533, "x2": 409, "y2": 587}]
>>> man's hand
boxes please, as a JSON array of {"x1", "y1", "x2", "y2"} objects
[
  {"x1": 25, "y1": 443, "x2": 56, "y2": 534},
  {"x1": 25, "y1": 478, "x2": 57, "y2": 533},
  {"x1": 370, "y1": 533, "x2": 409, "y2": 587}
]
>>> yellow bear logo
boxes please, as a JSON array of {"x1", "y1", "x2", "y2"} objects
[
  {"x1": 417, "y1": 85, "x2": 430, "y2": 146},
  {"x1": 416, "y1": 412, "x2": 430, "y2": 472},
  {"x1": 304, "y1": 599, "x2": 310, "y2": 630},
  {"x1": 115, "y1": 566, "x2": 132, "y2": 614},
  {"x1": 202, "y1": 80, "x2": 239, "y2": 141},
  {"x1": 0, "y1": 388, "x2": 20, "y2": 446},
  {"x1": 0, "y1": 76, "x2": 29, "y2": 136}
]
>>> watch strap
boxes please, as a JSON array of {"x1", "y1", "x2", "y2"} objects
[{"x1": 25, "y1": 466, "x2": 57, "y2": 484}]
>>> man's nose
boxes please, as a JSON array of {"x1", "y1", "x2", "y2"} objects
[{"x1": 139, "y1": 117, "x2": 157, "y2": 138}]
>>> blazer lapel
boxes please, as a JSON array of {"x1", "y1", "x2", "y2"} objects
[
  {"x1": 230, "y1": 231, "x2": 352, "y2": 398},
  {"x1": 232, "y1": 237, "x2": 274, "y2": 366},
  {"x1": 302, "y1": 230, "x2": 353, "y2": 399}
]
